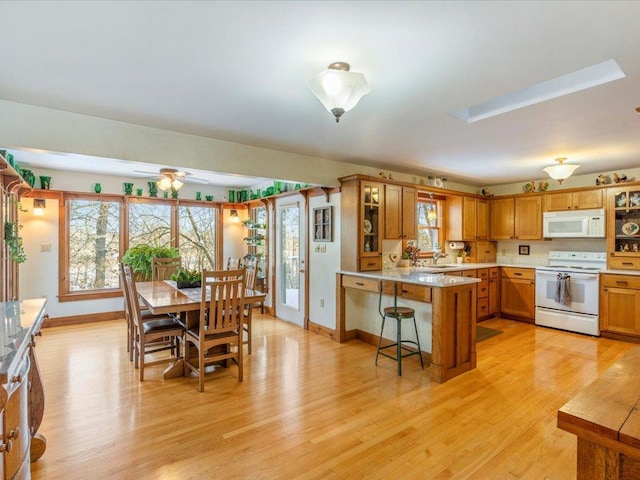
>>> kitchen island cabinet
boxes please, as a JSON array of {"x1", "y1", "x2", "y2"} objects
[{"x1": 336, "y1": 269, "x2": 479, "y2": 383}]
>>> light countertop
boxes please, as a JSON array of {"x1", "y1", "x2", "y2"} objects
[{"x1": 338, "y1": 268, "x2": 481, "y2": 287}]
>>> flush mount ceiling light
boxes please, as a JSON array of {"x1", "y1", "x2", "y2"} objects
[
  {"x1": 157, "y1": 168, "x2": 184, "y2": 191},
  {"x1": 543, "y1": 157, "x2": 580, "y2": 184},
  {"x1": 450, "y1": 59, "x2": 626, "y2": 123},
  {"x1": 308, "y1": 62, "x2": 371, "y2": 122}
]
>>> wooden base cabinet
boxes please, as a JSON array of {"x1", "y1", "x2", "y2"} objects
[
  {"x1": 0, "y1": 299, "x2": 47, "y2": 480},
  {"x1": 600, "y1": 274, "x2": 640, "y2": 337},
  {"x1": 500, "y1": 267, "x2": 535, "y2": 322}
]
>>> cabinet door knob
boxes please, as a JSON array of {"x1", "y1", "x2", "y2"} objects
[
  {"x1": 11, "y1": 374, "x2": 22, "y2": 384},
  {"x1": 8, "y1": 428, "x2": 20, "y2": 439}
]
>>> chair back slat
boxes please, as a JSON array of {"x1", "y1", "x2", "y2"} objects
[
  {"x1": 199, "y1": 269, "x2": 246, "y2": 335},
  {"x1": 123, "y1": 264, "x2": 143, "y2": 329},
  {"x1": 152, "y1": 257, "x2": 182, "y2": 282}
]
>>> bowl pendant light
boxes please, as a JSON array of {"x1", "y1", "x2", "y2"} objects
[
  {"x1": 543, "y1": 157, "x2": 580, "y2": 184},
  {"x1": 308, "y1": 62, "x2": 371, "y2": 122}
]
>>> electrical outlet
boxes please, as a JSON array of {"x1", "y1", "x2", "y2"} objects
[
  {"x1": 320, "y1": 299, "x2": 324, "y2": 307},
  {"x1": 320, "y1": 244, "x2": 326, "y2": 253},
  {"x1": 41, "y1": 243, "x2": 52, "y2": 252},
  {"x1": 314, "y1": 244, "x2": 321, "y2": 252}
]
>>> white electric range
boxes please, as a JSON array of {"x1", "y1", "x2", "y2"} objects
[{"x1": 534, "y1": 251, "x2": 606, "y2": 336}]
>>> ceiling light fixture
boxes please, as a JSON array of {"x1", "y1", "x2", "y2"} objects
[
  {"x1": 157, "y1": 168, "x2": 184, "y2": 191},
  {"x1": 543, "y1": 157, "x2": 580, "y2": 184},
  {"x1": 308, "y1": 62, "x2": 371, "y2": 122},
  {"x1": 33, "y1": 198, "x2": 46, "y2": 216}
]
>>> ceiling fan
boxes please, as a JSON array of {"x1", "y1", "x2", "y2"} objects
[{"x1": 134, "y1": 167, "x2": 209, "y2": 190}]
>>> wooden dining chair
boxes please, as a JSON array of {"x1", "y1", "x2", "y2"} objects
[
  {"x1": 152, "y1": 256, "x2": 182, "y2": 282},
  {"x1": 241, "y1": 266, "x2": 258, "y2": 354},
  {"x1": 123, "y1": 265, "x2": 185, "y2": 381},
  {"x1": 119, "y1": 262, "x2": 173, "y2": 361},
  {"x1": 184, "y1": 268, "x2": 246, "y2": 392}
]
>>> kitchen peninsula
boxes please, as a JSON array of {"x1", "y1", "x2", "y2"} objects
[{"x1": 336, "y1": 268, "x2": 480, "y2": 383}]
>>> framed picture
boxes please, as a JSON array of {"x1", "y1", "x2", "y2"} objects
[
  {"x1": 519, "y1": 245, "x2": 530, "y2": 255},
  {"x1": 313, "y1": 206, "x2": 332, "y2": 242}
]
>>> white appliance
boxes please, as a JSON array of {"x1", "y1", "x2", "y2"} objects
[
  {"x1": 535, "y1": 251, "x2": 606, "y2": 336},
  {"x1": 542, "y1": 209, "x2": 606, "y2": 238}
]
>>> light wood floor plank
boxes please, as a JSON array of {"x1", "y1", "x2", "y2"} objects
[{"x1": 31, "y1": 316, "x2": 633, "y2": 479}]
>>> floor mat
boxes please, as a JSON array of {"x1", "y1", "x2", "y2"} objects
[{"x1": 476, "y1": 325, "x2": 503, "y2": 342}]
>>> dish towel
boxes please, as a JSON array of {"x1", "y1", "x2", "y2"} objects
[{"x1": 555, "y1": 273, "x2": 572, "y2": 306}]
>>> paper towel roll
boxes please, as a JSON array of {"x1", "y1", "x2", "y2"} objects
[{"x1": 449, "y1": 241, "x2": 465, "y2": 250}]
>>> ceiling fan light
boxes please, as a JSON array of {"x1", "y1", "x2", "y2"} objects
[
  {"x1": 308, "y1": 62, "x2": 371, "y2": 122},
  {"x1": 543, "y1": 157, "x2": 580, "y2": 184},
  {"x1": 171, "y1": 178, "x2": 184, "y2": 190},
  {"x1": 157, "y1": 176, "x2": 172, "y2": 190}
]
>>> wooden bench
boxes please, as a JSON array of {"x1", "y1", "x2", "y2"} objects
[{"x1": 557, "y1": 346, "x2": 640, "y2": 479}]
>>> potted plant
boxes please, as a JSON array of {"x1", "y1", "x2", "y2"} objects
[
  {"x1": 121, "y1": 244, "x2": 178, "y2": 281},
  {"x1": 170, "y1": 268, "x2": 202, "y2": 289},
  {"x1": 4, "y1": 221, "x2": 26, "y2": 264}
]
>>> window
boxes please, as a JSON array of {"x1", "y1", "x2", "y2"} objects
[
  {"x1": 60, "y1": 194, "x2": 222, "y2": 301},
  {"x1": 416, "y1": 193, "x2": 442, "y2": 256},
  {"x1": 128, "y1": 201, "x2": 173, "y2": 248},
  {"x1": 64, "y1": 197, "x2": 122, "y2": 299},
  {"x1": 178, "y1": 204, "x2": 217, "y2": 270}
]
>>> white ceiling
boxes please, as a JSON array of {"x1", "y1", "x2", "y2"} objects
[{"x1": 1, "y1": 1, "x2": 640, "y2": 187}]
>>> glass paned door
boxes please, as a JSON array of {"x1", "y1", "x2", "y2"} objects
[{"x1": 275, "y1": 197, "x2": 305, "y2": 326}]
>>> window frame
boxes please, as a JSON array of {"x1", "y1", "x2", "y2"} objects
[
  {"x1": 59, "y1": 193, "x2": 223, "y2": 302},
  {"x1": 59, "y1": 193, "x2": 126, "y2": 302},
  {"x1": 414, "y1": 192, "x2": 444, "y2": 259}
]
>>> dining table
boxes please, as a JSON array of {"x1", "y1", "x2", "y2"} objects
[{"x1": 135, "y1": 280, "x2": 267, "y2": 379}]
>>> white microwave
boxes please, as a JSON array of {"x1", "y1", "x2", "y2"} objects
[{"x1": 543, "y1": 209, "x2": 606, "y2": 238}]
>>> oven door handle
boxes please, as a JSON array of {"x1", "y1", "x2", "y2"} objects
[{"x1": 536, "y1": 271, "x2": 598, "y2": 280}]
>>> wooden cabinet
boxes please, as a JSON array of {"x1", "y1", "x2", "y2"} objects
[
  {"x1": 600, "y1": 274, "x2": 640, "y2": 337},
  {"x1": 384, "y1": 185, "x2": 417, "y2": 240},
  {"x1": 606, "y1": 186, "x2": 640, "y2": 271},
  {"x1": 500, "y1": 267, "x2": 535, "y2": 322},
  {"x1": 490, "y1": 197, "x2": 514, "y2": 240},
  {"x1": 544, "y1": 189, "x2": 603, "y2": 211},
  {"x1": 0, "y1": 299, "x2": 47, "y2": 479},
  {"x1": 490, "y1": 196, "x2": 542, "y2": 240},
  {"x1": 447, "y1": 195, "x2": 489, "y2": 241},
  {"x1": 466, "y1": 241, "x2": 496, "y2": 263},
  {"x1": 477, "y1": 267, "x2": 499, "y2": 321},
  {"x1": 488, "y1": 267, "x2": 499, "y2": 317},
  {"x1": 340, "y1": 177, "x2": 384, "y2": 272}
]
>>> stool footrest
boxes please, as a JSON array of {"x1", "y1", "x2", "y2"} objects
[{"x1": 377, "y1": 341, "x2": 422, "y2": 361}]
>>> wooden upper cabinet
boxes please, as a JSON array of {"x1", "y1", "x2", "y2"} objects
[
  {"x1": 490, "y1": 197, "x2": 515, "y2": 240},
  {"x1": 447, "y1": 195, "x2": 488, "y2": 241},
  {"x1": 515, "y1": 195, "x2": 542, "y2": 240},
  {"x1": 490, "y1": 195, "x2": 542, "y2": 240},
  {"x1": 543, "y1": 189, "x2": 603, "y2": 211},
  {"x1": 384, "y1": 185, "x2": 417, "y2": 239},
  {"x1": 476, "y1": 198, "x2": 489, "y2": 239}
]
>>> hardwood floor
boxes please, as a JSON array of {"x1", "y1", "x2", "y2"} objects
[{"x1": 31, "y1": 315, "x2": 634, "y2": 480}]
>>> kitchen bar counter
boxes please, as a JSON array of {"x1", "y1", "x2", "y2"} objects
[{"x1": 336, "y1": 269, "x2": 479, "y2": 383}]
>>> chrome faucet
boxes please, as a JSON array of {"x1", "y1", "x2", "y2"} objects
[{"x1": 433, "y1": 251, "x2": 448, "y2": 265}]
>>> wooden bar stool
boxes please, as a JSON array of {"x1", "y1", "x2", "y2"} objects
[{"x1": 375, "y1": 281, "x2": 424, "y2": 376}]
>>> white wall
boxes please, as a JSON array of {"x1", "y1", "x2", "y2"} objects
[
  {"x1": 17, "y1": 168, "x2": 243, "y2": 318},
  {"x1": 308, "y1": 192, "x2": 341, "y2": 330}
]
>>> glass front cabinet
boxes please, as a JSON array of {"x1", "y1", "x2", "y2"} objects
[
  {"x1": 359, "y1": 182, "x2": 383, "y2": 271},
  {"x1": 608, "y1": 186, "x2": 640, "y2": 270}
]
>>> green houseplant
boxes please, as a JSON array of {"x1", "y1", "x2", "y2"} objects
[
  {"x1": 121, "y1": 244, "x2": 178, "y2": 281},
  {"x1": 170, "y1": 268, "x2": 202, "y2": 289},
  {"x1": 4, "y1": 221, "x2": 27, "y2": 264}
]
